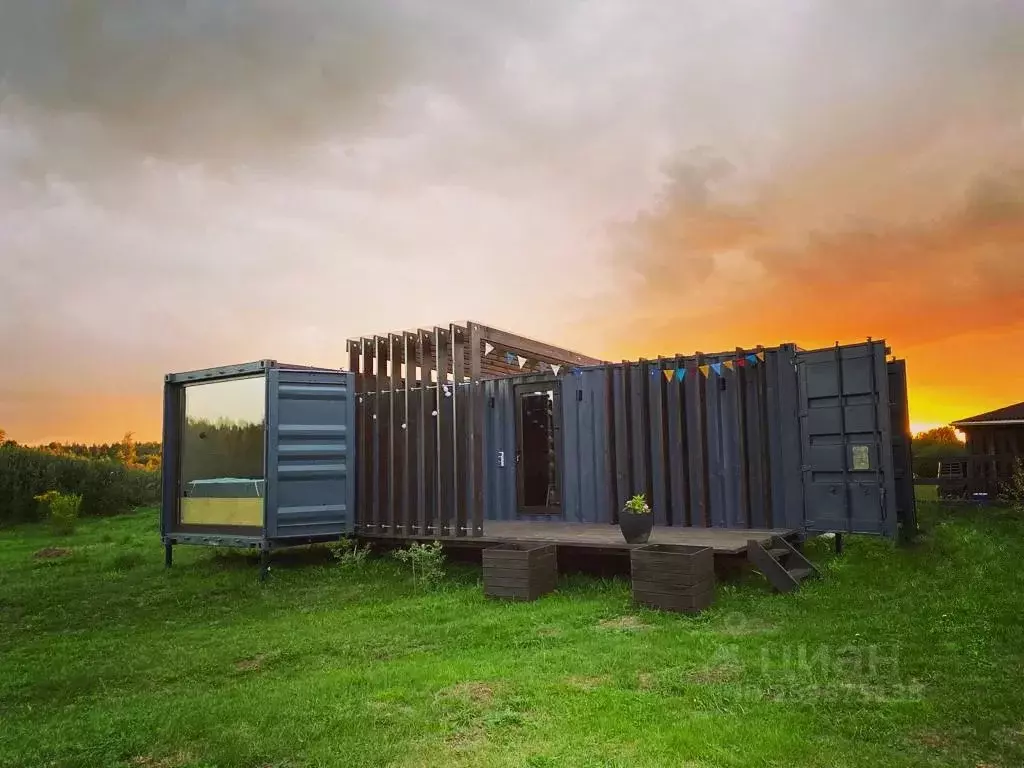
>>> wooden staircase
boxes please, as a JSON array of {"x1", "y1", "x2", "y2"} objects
[{"x1": 747, "y1": 536, "x2": 820, "y2": 593}]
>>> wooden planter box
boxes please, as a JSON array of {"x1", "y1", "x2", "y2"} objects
[
  {"x1": 631, "y1": 544, "x2": 715, "y2": 614},
  {"x1": 483, "y1": 543, "x2": 558, "y2": 601}
]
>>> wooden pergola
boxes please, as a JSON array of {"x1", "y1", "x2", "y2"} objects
[{"x1": 345, "y1": 321, "x2": 604, "y2": 538}]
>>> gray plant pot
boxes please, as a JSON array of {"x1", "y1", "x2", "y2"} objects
[{"x1": 619, "y1": 512, "x2": 653, "y2": 544}]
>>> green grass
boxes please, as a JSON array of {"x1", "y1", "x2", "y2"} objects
[{"x1": 2, "y1": 504, "x2": 1023, "y2": 768}]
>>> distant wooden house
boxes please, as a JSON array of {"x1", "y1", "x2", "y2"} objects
[{"x1": 945, "y1": 401, "x2": 1024, "y2": 497}]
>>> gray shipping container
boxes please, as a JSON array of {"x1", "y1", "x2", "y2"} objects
[{"x1": 161, "y1": 360, "x2": 356, "y2": 554}]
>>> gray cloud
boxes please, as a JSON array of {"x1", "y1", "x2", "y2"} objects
[{"x1": 1, "y1": 0, "x2": 1023, "y2": 441}]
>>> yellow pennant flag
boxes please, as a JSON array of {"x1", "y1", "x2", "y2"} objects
[
  {"x1": 723, "y1": 360, "x2": 734, "y2": 371},
  {"x1": 662, "y1": 369, "x2": 674, "y2": 382},
  {"x1": 699, "y1": 365, "x2": 710, "y2": 377},
  {"x1": 756, "y1": 351, "x2": 766, "y2": 362}
]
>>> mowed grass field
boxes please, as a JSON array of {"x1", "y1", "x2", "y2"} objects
[{"x1": 2, "y1": 500, "x2": 1023, "y2": 768}]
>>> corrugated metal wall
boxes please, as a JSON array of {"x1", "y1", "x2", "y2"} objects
[
  {"x1": 480, "y1": 342, "x2": 911, "y2": 536},
  {"x1": 482, "y1": 346, "x2": 808, "y2": 530}
]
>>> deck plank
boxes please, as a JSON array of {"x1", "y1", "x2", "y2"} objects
[{"x1": 362, "y1": 519, "x2": 795, "y2": 555}]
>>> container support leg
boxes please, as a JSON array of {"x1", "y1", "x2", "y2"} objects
[
  {"x1": 259, "y1": 548, "x2": 271, "y2": 582},
  {"x1": 164, "y1": 543, "x2": 173, "y2": 569},
  {"x1": 835, "y1": 533, "x2": 845, "y2": 556}
]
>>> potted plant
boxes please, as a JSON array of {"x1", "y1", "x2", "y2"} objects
[{"x1": 619, "y1": 493, "x2": 653, "y2": 544}]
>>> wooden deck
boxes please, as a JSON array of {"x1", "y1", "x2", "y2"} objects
[
  {"x1": 363, "y1": 521, "x2": 797, "y2": 556},
  {"x1": 483, "y1": 521, "x2": 794, "y2": 555}
]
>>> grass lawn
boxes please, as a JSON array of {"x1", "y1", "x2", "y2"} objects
[{"x1": 2, "y1": 501, "x2": 1023, "y2": 768}]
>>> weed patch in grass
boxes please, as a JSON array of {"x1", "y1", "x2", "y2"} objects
[
  {"x1": 596, "y1": 614, "x2": 651, "y2": 631},
  {"x1": 32, "y1": 546, "x2": 71, "y2": 560}
]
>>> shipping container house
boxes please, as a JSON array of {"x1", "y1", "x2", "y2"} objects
[{"x1": 161, "y1": 322, "x2": 916, "y2": 567}]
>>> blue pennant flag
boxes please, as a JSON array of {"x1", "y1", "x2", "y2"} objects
[
  {"x1": 505, "y1": 351, "x2": 517, "y2": 365},
  {"x1": 572, "y1": 367, "x2": 582, "y2": 377},
  {"x1": 676, "y1": 368, "x2": 687, "y2": 382},
  {"x1": 710, "y1": 362, "x2": 723, "y2": 376},
  {"x1": 746, "y1": 354, "x2": 758, "y2": 366}
]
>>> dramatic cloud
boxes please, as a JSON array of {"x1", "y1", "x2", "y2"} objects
[{"x1": 1, "y1": 1, "x2": 1021, "y2": 441}]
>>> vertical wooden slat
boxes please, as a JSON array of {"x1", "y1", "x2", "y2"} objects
[
  {"x1": 360, "y1": 339, "x2": 375, "y2": 533},
  {"x1": 629, "y1": 361, "x2": 650, "y2": 499},
  {"x1": 416, "y1": 331, "x2": 431, "y2": 536},
  {"x1": 735, "y1": 348, "x2": 752, "y2": 528},
  {"x1": 648, "y1": 358, "x2": 668, "y2": 526},
  {"x1": 603, "y1": 365, "x2": 618, "y2": 524},
  {"x1": 389, "y1": 334, "x2": 403, "y2": 537},
  {"x1": 687, "y1": 354, "x2": 710, "y2": 527},
  {"x1": 435, "y1": 327, "x2": 452, "y2": 536},
  {"x1": 375, "y1": 336, "x2": 389, "y2": 535},
  {"x1": 451, "y1": 324, "x2": 467, "y2": 537},
  {"x1": 404, "y1": 332, "x2": 418, "y2": 536},
  {"x1": 666, "y1": 355, "x2": 689, "y2": 527},
  {"x1": 468, "y1": 323, "x2": 485, "y2": 536},
  {"x1": 612, "y1": 362, "x2": 630, "y2": 521},
  {"x1": 757, "y1": 347, "x2": 774, "y2": 528}
]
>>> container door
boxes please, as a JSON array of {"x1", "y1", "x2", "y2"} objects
[
  {"x1": 514, "y1": 381, "x2": 563, "y2": 516},
  {"x1": 265, "y1": 368, "x2": 357, "y2": 539},
  {"x1": 797, "y1": 342, "x2": 898, "y2": 536}
]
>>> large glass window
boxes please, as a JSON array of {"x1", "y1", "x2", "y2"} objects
[{"x1": 179, "y1": 375, "x2": 266, "y2": 528}]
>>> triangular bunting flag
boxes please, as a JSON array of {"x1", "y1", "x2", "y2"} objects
[
  {"x1": 746, "y1": 354, "x2": 758, "y2": 365},
  {"x1": 756, "y1": 351, "x2": 766, "y2": 362},
  {"x1": 551, "y1": 364, "x2": 561, "y2": 376},
  {"x1": 736, "y1": 357, "x2": 746, "y2": 368},
  {"x1": 711, "y1": 363, "x2": 723, "y2": 376},
  {"x1": 517, "y1": 355, "x2": 528, "y2": 369},
  {"x1": 663, "y1": 369, "x2": 674, "y2": 382},
  {"x1": 676, "y1": 368, "x2": 687, "y2": 382},
  {"x1": 699, "y1": 365, "x2": 710, "y2": 377},
  {"x1": 484, "y1": 342, "x2": 494, "y2": 356},
  {"x1": 505, "y1": 352, "x2": 517, "y2": 365},
  {"x1": 572, "y1": 367, "x2": 582, "y2": 376},
  {"x1": 723, "y1": 360, "x2": 734, "y2": 371}
]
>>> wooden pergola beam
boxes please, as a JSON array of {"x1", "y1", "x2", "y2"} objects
[{"x1": 466, "y1": 321, "x2": 604, "y2": 367}]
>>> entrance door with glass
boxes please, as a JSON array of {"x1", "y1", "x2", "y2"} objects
[{"x1": 514, "y1": 382, "x2": 563, "y2": 516}]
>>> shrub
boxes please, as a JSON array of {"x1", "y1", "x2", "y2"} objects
[
  {"x1": 34, "y1": 490, "x2": 82, "y2": 535},
  {"x1": 327, "y1": 537, "x2": 371, "y2": 569},
  {"x1": 1001, "y1": 459, "x2": 1024, "y2": 508},
  {"x1": 0, "y1": 444, "x2": 160, "y2": 526},
  {"x1": 393, "y1": 541, "x2": 446, "y2": 590}
]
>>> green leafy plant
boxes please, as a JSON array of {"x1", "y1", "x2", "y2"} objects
[
  {"x1": 622, "y1": 493, "x2": 652, "y2": 515},
  {"x1": 1001, "y1": 459, "x2": 1024, "y2": 508},
  {"x1": 327, "y1": 537, "x2": 371, "y2": 569},
  {"x1": 393, "y1": 541, "x2": 446, "y2": 590},
  {"x1": 34, "y1": 490, "x2": 82, "y2": 535}
]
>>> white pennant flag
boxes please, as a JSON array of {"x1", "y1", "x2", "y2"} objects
[
  {"x1": 517, "y1": 355, "x2": 528, "y2": 369},
  {"x1": 484, "y1": 342, "x2": 494, "y2": 356},
  {"x1": 551, "y1": 364, "x2": 561, "y2": 376}
]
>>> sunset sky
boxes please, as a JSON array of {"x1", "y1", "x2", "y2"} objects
[{"x1": 2, "y1": 1, "x2": 1022, "y2": 444}]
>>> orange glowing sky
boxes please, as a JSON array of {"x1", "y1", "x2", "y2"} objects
[{"x1": 1, "y1": 1, "x2": 1022, "y2": 444}]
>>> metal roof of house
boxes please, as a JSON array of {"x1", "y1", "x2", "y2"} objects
[{"x1": 952, "y1": 401, "x2": 1024, "y2": 427}]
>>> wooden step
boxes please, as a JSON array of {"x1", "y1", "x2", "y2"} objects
[
  {"x1": 788, "y1": 567, "x2": 813, "y2": 582},
  {"x1": 747, "y1": 539, "x2": 820, "y2": 593}
]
